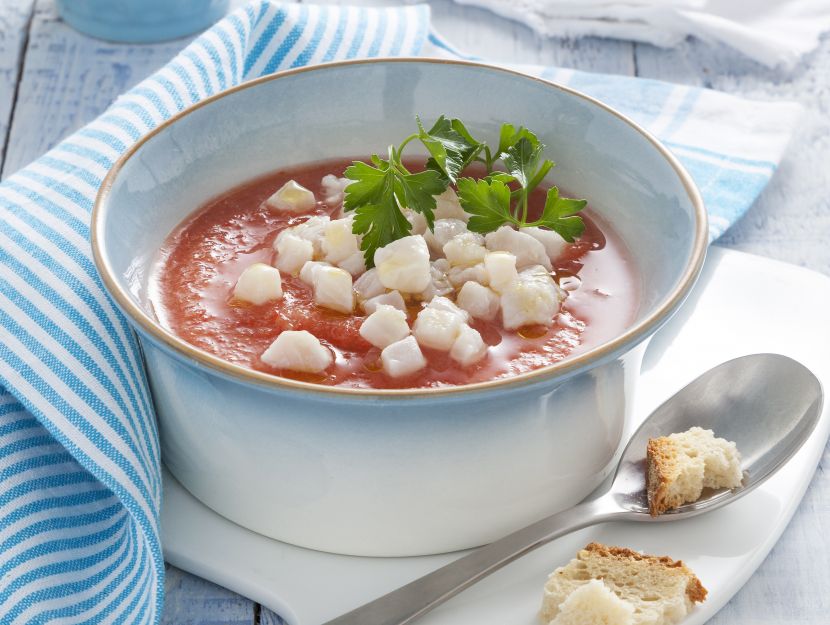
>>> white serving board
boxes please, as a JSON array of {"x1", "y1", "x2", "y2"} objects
[{"x1": 161, "y1": 246, "x2": 830, "y2": 625}]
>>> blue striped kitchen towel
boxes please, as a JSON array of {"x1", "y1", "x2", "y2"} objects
[{"x1": 0, "y1": 2, "x2": 800, "y2": 623}]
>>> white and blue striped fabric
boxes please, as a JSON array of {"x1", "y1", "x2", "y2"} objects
[{"x1": 0, "y1": 2, "x2": 800, "y2": 623}]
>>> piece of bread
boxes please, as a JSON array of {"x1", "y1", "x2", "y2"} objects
[
  {"x1": 647, "y1": 426, "x2": 743, "y2": 516},
  {"x1": 541, "y1": 543, "x2": 706, "y2": 625},
  {"x1": 548, "y1": 579, "x2": 635, "y2": 625}
]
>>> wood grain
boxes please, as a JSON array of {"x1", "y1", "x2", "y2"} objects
[
  {"x1": 161, "y1": 564, "x2": 256, "y2": 625},
  {"x1": 0, "y1": 0, "x2": 34, "y2": 172},
  {"x1": 0, "y1": 0, "x2": 193, "y2": 178}
]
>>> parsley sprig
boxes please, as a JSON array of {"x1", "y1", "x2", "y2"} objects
[{"x1": 343, "y1": 117, "x2": 585, "y2": 266}]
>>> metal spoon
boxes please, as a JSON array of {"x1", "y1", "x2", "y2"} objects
[{"x1": 324, "y1": 353, "x2": 823, "y2": 625}]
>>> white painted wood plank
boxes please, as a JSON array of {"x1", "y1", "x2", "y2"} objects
[
  {"x1": 161, "y1": 564, "x2": 255, "y2": 625},
  {"x1": 0, "y1": 0, "x2": 194, "y2": 179},
  {"x1": 0, "y1": 0, "x2": 34, "y2": 171}
]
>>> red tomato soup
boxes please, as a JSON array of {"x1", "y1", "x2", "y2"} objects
[{"x1": 150, "y1": 158, "x2": 640, "y2": 389}]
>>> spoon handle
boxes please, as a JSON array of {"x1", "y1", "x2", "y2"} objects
[{"x1": 322, "y1": 496, "x2": 623, "y2": 625}]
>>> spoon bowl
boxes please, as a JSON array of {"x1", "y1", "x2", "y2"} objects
[
  {"x1": 325, "y1": 353, "x2": 823, "y2": 625},
  {"x1": 612, "y1": 353, "x2": 823, "y2": 516}
]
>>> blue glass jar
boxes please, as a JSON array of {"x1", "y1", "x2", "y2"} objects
[{"x1": 56, "y1": 0, "x2": 230, "y2": 43}]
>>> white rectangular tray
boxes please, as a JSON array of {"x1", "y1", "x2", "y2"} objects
[{"x1": 161, "y1": 246, "x2": 830, "y2": 625}]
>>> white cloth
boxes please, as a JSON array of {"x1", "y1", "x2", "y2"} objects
[{"x1": 453, "y1": 0, "x2": 830, "y2": 69}]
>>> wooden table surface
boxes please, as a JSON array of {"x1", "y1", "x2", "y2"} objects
[{"x1": 1, "y1": 1, "x2": 828, "y2": 623}]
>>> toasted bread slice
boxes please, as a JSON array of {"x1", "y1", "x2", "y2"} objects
[
  {"x1": 647, "y1": 426, "x2": 743, "y2": 516},
  {"x1": 541, "y1": 543, "x2": 706, "y2": 625}
]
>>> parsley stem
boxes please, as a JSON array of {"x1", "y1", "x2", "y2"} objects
[{"x1": 396, "y1": 133, "x2": 420, "y2": 160}]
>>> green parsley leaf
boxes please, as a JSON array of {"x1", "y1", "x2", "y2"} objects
[
  {"x1": 496, "y1": 123, "x2": 540, "y2": 156},
  {"x1": 344, "y1": 156, "x2": 448, "y2": 266},
  {"x1": 352, "y1": 201, "x2": 412, "y2": 267},
  {"x1": 418, "y1": 116, "x2": 482, "y2": 183},
  {"x1": 343, "y1": 160, "x2": 393, "y2": 211},
  {"x1": 394, "y1": 169, "x2": 446, "y2": 230},
  {"x1": 457, "y1": 177, "x2": 514, "y2": 234},
  {"x1": 501, "y1": 137, "x2": 546, "y2": 189},
  {"x1": 532, "y1": 186, "x2": 587, "y2": 242}
]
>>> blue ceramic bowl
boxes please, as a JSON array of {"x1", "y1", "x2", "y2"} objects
[
  {"x1": 92, "y1": 59, "x2": 706, "y2": 556},
  {"x1": 56, "y1": 0, "x2": 229, "y2": 43}
]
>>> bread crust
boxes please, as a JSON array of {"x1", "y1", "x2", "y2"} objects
[
  {"x1": 582, "y1": 542, "x2": 708, "y2": 604},
  {"x1": 647, "y1": 436, "x2": 680, "y2": 516}
]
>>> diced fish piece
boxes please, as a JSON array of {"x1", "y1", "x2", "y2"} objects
[
  {"x1": 434, "y1": 188, "x2": 468, "y2": 222},
  {"x1": 363, "y1": 290, "x2": 407, "y2": 315},
  {"x1": 520, "y1": 226, "x2": 568, "y2": 262},
  {"x1": 456, "y1": 281, "x2": 500, "y2": 321},
  {"x1": 485, "y1": 225, "x2": 552, "y2": 270},
  {"x1": 312, "y1": 265, "x2": 354, "y2": 314},
  {"x1": 321, "y1": 174, "x2": 350, "y2": 205},
  {"x1": 360, "y1": 305, "x2": 411, "y2": 349},
  {"x1": 484, "y1": 251, "x2": 518, "y2": 294},
  {"x1": 381, "y1": 336, "x2": 427, "y2": 378},
  {"x1": 500, "y1": 271, "x2": 562, "y2": 330},
  {"x1": 426, "y1": 295, "x2": 469, "y2": 323},
  {"x1": 261, "y1": 330, "x2": 332, "y2": 373},
  {"x1": 265, "y1": 180, "x2": 317, "y2": 213},
  {"x1": 374, "y1": 235, "x2": 432, "y2": 293},
  {"x1": 424, "y1": 219, "x2": 467, "y2": 258},
  {"x1": 413, "y1": 306, "x2": 464, "y2": 351},
  {"x1": 443, "y1": 231, "x2": 486, "y2": 267},
  {"x1": 274, "y1": 233, "x2": 314, "y2": 274},
  {"x1": 450, "y1": 324, "x2": 488, "y2": 366},
  {"x1": 323, "y1": 216, "x2": 360, "y2": 264},
  {"x1": 337, "y1": 251, "x2": 367, "y2": 277},
  {"x1": 448, "y1": 263, "x2": 488, "y2": 288},
  {"x1": 404, "y1": 209, "x2": 428, "y2": 236},
  {"x1": 353, "y1": 267, "x2": 386, "y2": 302},
  {"x1": 299, "y1": 260, "x2": 331, "y2": 285},
  {"x1": 233, "y1": 263, "x2": 283, "y2": 305}
]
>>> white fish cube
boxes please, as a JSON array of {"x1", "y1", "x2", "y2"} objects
[
  {"x1": 413, "y1": 307, "x2": 463, "y2": 351},
  {"x1": 448, "y1": 263, "x2": 488, "y2": 288},
  {"x1": 276, "y1": 216, "x2": 330, "y2": 257},
  {"x1": 404, "y1": 209, "x2": 428, "y2": 235},
  {"x1": 299, "y1": 261, "x2": 331, "y2": 285},
  {"x1": 434, "y1": 188, "x2": 468, "y2": 222},
  {"x1": 417, "y1": 260, "x2": 454, "y2": 301},
  {"x1": 450, "y1": 325, "x2": 488, "y2": 366},
  {"x1": 337, "y1": 251, "x2": 367, "y2": 277},
  {"x1": 424, "y1": 219, "x2": 468, "y2": 258},
  {"x1": 374, "y1": 235, "x2": 431, "y2": 293},
  {"x1": 354, "y1": 267, "x2": 386, "y2": 301},
  {"x1": 265, "y1": 180, "x2": 317, "y2": 213},
  {"x1": 363, "y1": 290, "x2": 407, "y2": 315},
  {"x1": 457, "y1": 281, "x2": 500, "y2": 321},
  {"x1": 321, "y1": 174, "x2": 350, "y2": 205},
  {"x1": 520, "y1": 226, "x2": 568, "y2": 262},
  {"x1": 443, "y1": 232, "x2": 486, "y2": 267},
  {"x1": 427, "y1": 296, "x2": 469, "y2": 323},
  {"x1": 274, "y1": 233, "x2": 314, "y2": 274},
  {"x1": 359, "y1": 305, "x2": 411, "y2": 349},
  {"x1": 485, "y1": 225, "x2": 552, "y2": 270},
  {"x1": 233, "y1": 263, "x2": 283, "y2": 305},
  {"x1": 322, "y1": 217, "x2": 360, "y2": 264},
  {"x1": 484, "y1": 251, "x2": 518, "y2": 293},
  {"x1": 381, "y1": 336, "x2": 427, "y2": 378},
  {"x1": 261, "y1": 330, "x2": 332, "y2": 373},
  {"x1": 501, "y1": 272, "x2": 562, "y2": 330},
  {"x1": 312, "y1": 266, "x2": 354, "y2": 314}
]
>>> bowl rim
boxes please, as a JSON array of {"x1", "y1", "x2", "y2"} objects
[{"x1": 91, "y1": 57, "x2": 708, "y2": 398}]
